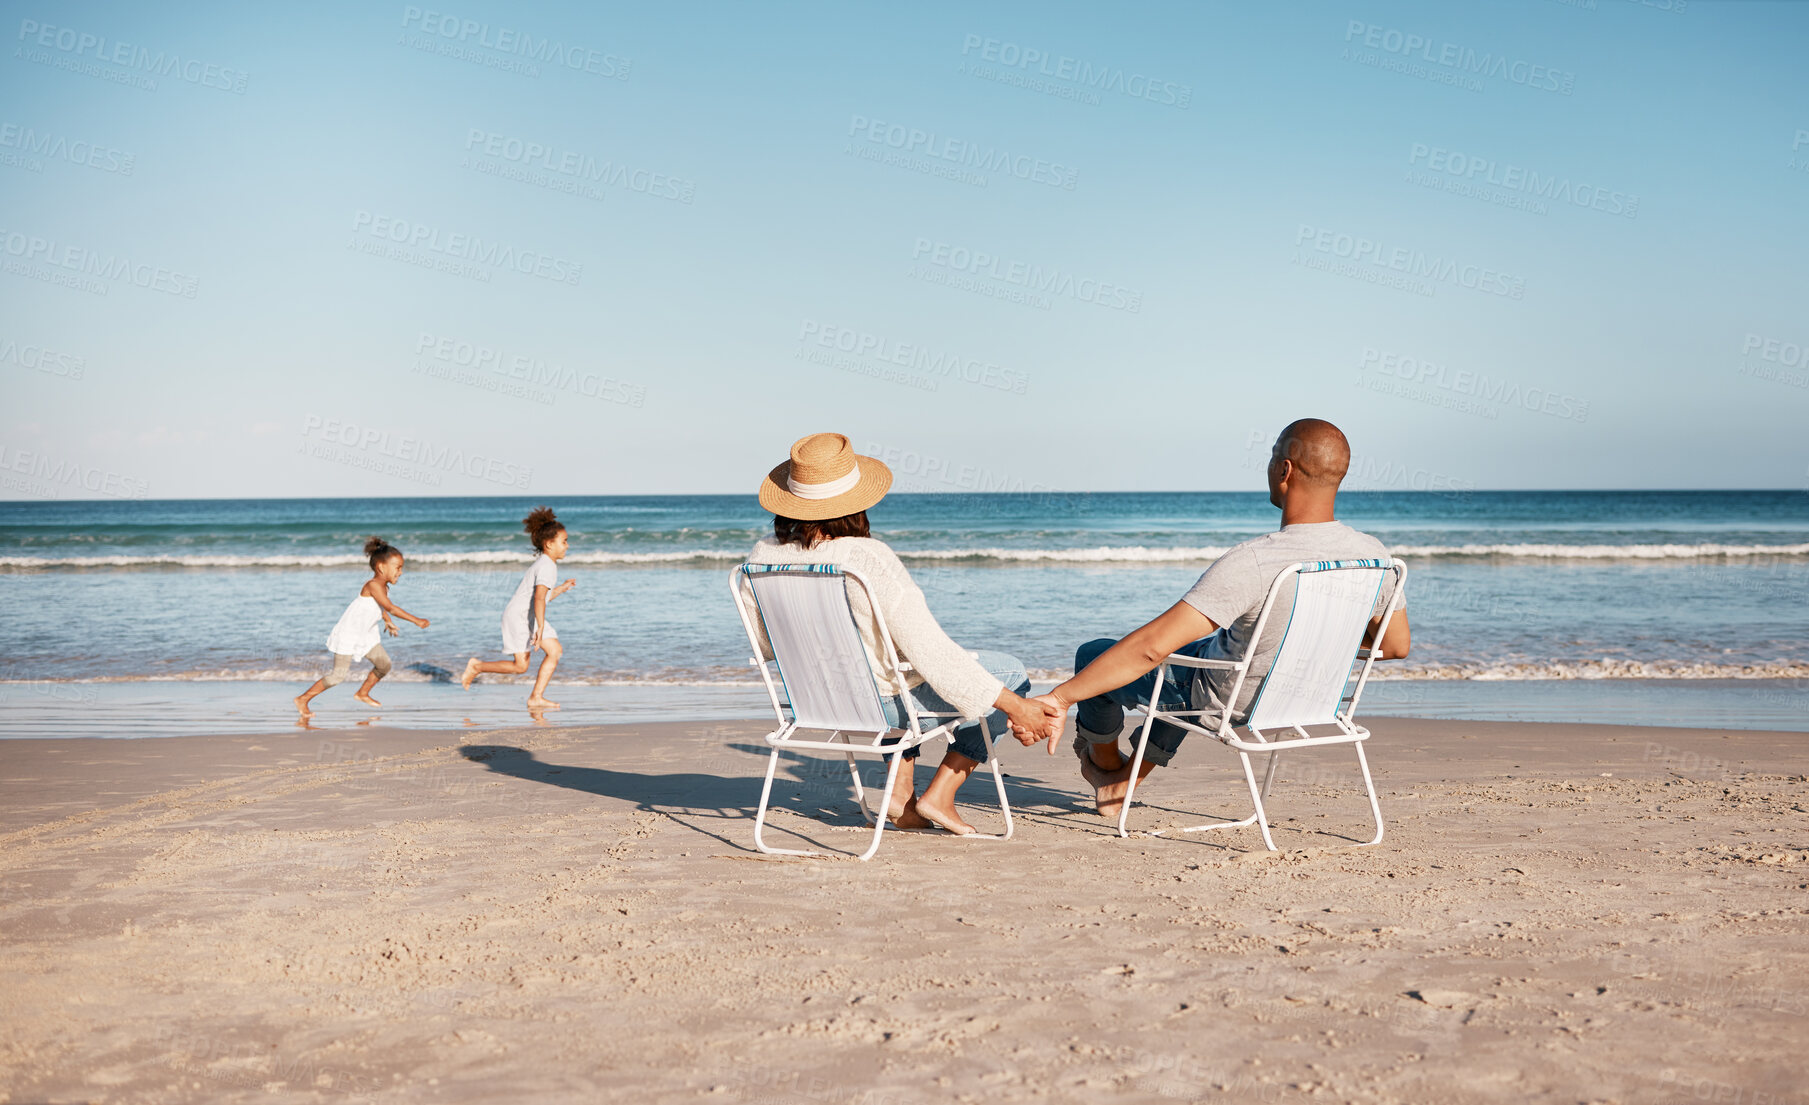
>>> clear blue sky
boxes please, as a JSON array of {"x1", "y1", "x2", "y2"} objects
[{"x1": 2, "y1": 0, "x2": 1805, "y2": 497}]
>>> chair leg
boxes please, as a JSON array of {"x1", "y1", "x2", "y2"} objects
[
  {"x1": 856, "y1": 751, "x2": 905, "y2": 862},
  {"x1": 1354, "y1": 741, "x2": 1385, "y2": 847},
  {"x1": 1239, "y1": 750, "x2": 1279, "y2": 851},
  {"x1": 753, "y1": 748, "x2": 820, "y2": 857},
  {"x1": 1261, "y1": 751, "x2": 1280, "y2": 799},
  {"x1": 1118, "y1": 712, "x2": 1158, "y2": 838},
  {"x1": 841, "y1": 734, "x2": 871, "y2": 825},
  {"x1": 985, "y1": 735, "x2": 1014, "y2": 841}
]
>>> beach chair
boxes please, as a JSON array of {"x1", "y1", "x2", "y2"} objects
[
  {"x1": 1117, "y1": 558, "x2": 1407, "y2": 850},
  {"x1": 728, "y1": 563, "x2": 1014, "y2": 860}
]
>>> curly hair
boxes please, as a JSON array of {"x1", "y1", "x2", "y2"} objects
[
  {"x1": 363, "y1": 536, "x2": 401, "y2": 569},
  {"x1": 523, "y1": 506, "x2": 566, "y2": 551},
  {"x1": 773, "y1": 511, "x2": 870, "y2": 548}
]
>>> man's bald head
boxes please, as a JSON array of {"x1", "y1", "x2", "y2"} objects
[{"x1": 1272, "y1": 419, "x2": 1351, "y2": 489}]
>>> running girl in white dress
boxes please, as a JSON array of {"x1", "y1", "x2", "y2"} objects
[
  {"x1": 294, "y1": 537, "x2": 430, "y2": 717},
  {"x1": 461, "y1": 507, "x2": 576, "y2": 710}
]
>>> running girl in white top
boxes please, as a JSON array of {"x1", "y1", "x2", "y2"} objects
[
  {"x1": 461, "y1": 507, "x2": 576, "y2": 710},
  {"x1": 294, "y1": 537, "x2": 430, "y2": 718}
]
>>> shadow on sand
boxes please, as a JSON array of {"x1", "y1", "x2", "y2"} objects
[
  {"x1": 456, "y1": 739, "x2": 1313, "y2": 854},
  {"x1": 454, "y1": 741, "x2": 1102, "y2": 853}
]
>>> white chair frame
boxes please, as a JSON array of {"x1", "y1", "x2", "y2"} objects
[
  {"x1": 728, "y1": 563, "x2": 1014, "y2": 861},
  {"x1": 1117, "y1": 558, "x2": 1407, "y2": 850}
]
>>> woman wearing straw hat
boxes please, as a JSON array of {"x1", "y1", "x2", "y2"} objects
[{"x1": 743, "y1": 432, "x2": 1061, "y2": 835}]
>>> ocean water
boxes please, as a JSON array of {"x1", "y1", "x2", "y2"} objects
[{"x1": 1, "y1": 491, "x2": 1805, "y2": 736}]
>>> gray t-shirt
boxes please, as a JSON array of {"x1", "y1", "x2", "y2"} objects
[{"x1": 1180, "y1": 522, "x2": 1403, "y2": 719}]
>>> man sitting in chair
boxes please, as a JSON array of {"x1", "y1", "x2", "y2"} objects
[{"x1": 1017, "y1": 418, "x2": 1410, "y2": 818}]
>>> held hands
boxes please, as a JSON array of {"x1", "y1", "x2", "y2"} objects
[
  {"x1": 1011, "y1": 693, "x2": 1071, "y2": 753},
  {"x1": 384, "y1": 619, "x2": 399, "y2": 637},
  {"x1": 1004, "y1": 692, "x2": 1068, "y2": 745}
]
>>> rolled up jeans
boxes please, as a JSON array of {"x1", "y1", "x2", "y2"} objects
[
  {"x1": 1073, "y1": 636, "x2": 1220, "y2": 767},
  {"x1": 879, "y1": 650, "x2": 1029, "y2": 765}
]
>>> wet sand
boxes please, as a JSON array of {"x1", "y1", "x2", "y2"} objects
[{"x1": 1, "y1": 716, "x2": 1804, "y2": 1103}]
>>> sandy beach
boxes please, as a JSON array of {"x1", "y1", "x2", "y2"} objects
[{"x1": 1, "y1": 715, "x2": 1804, "y2": 1104}]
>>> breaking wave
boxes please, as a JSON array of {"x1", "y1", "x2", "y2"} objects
[
  {"x1": 7, "y1": 660, "x2": 1806, "y2": 686},
  {"x1": 4, "y1": 542, "x2": 1808, "y2": 570}
]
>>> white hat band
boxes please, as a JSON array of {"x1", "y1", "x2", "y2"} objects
[{"x1": 788, "y1": 464, "x2": 861, "y2": 500}]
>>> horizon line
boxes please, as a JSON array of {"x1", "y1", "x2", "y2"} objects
[{"x1": 3, "y1": 487, "x2": 1806, "y2": 506}]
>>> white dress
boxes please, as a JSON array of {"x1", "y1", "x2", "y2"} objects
[
  {"x1": 324, "y1": 595, "x2": 383, "y2": 660},
  {"x1": 501, "y1": 554, "x2": 558, "y2": 653}
]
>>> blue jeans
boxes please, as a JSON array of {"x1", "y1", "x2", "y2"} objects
[
  {"x1": 1073, "y1": 636, "x2": 1218, "y2": 767},
  {"x1": 880, "y1": 650, "x2": 1028, "y2": 765}
]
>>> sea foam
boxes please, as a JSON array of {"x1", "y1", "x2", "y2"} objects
[{"x1": 4, "y1": 542, "x2": 1808, "y2": 569}]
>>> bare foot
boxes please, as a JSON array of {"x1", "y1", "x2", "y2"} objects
[
  {"x1": 1073, "y1": 737, "x2": 1124, "y2": 812},
  {"x1": 1093, "y1": 762, "x2": 1152, "y2": 820},
  {"x1": 526, "y1": 696, "x2": 560, "y2": 710},
  {"x1": 354, "y1": 692, "x2": 381, "y2": 707},
  {"x1": 893, "y1": 804, "x2": 932, "y2": 830},
  {"x1": 461, "y1": 658, "x2": 479, "y2": 690},
  {"x1": 900, "y1": 795, "x2": 976, "y2": 836},
  {"x1": 864, "y1": 783, "x2": 910, "y2": 823},
  {"x1": 1074, "y1": 742, "x2": 1111, "y2": 790},
  {"x1": 293, "y1": 695, "x2": 312, "y2": 718}
]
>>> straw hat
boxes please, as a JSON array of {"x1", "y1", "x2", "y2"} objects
[{"x1": 758, "y1": 433, "x2": 893, "y2": 520}]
